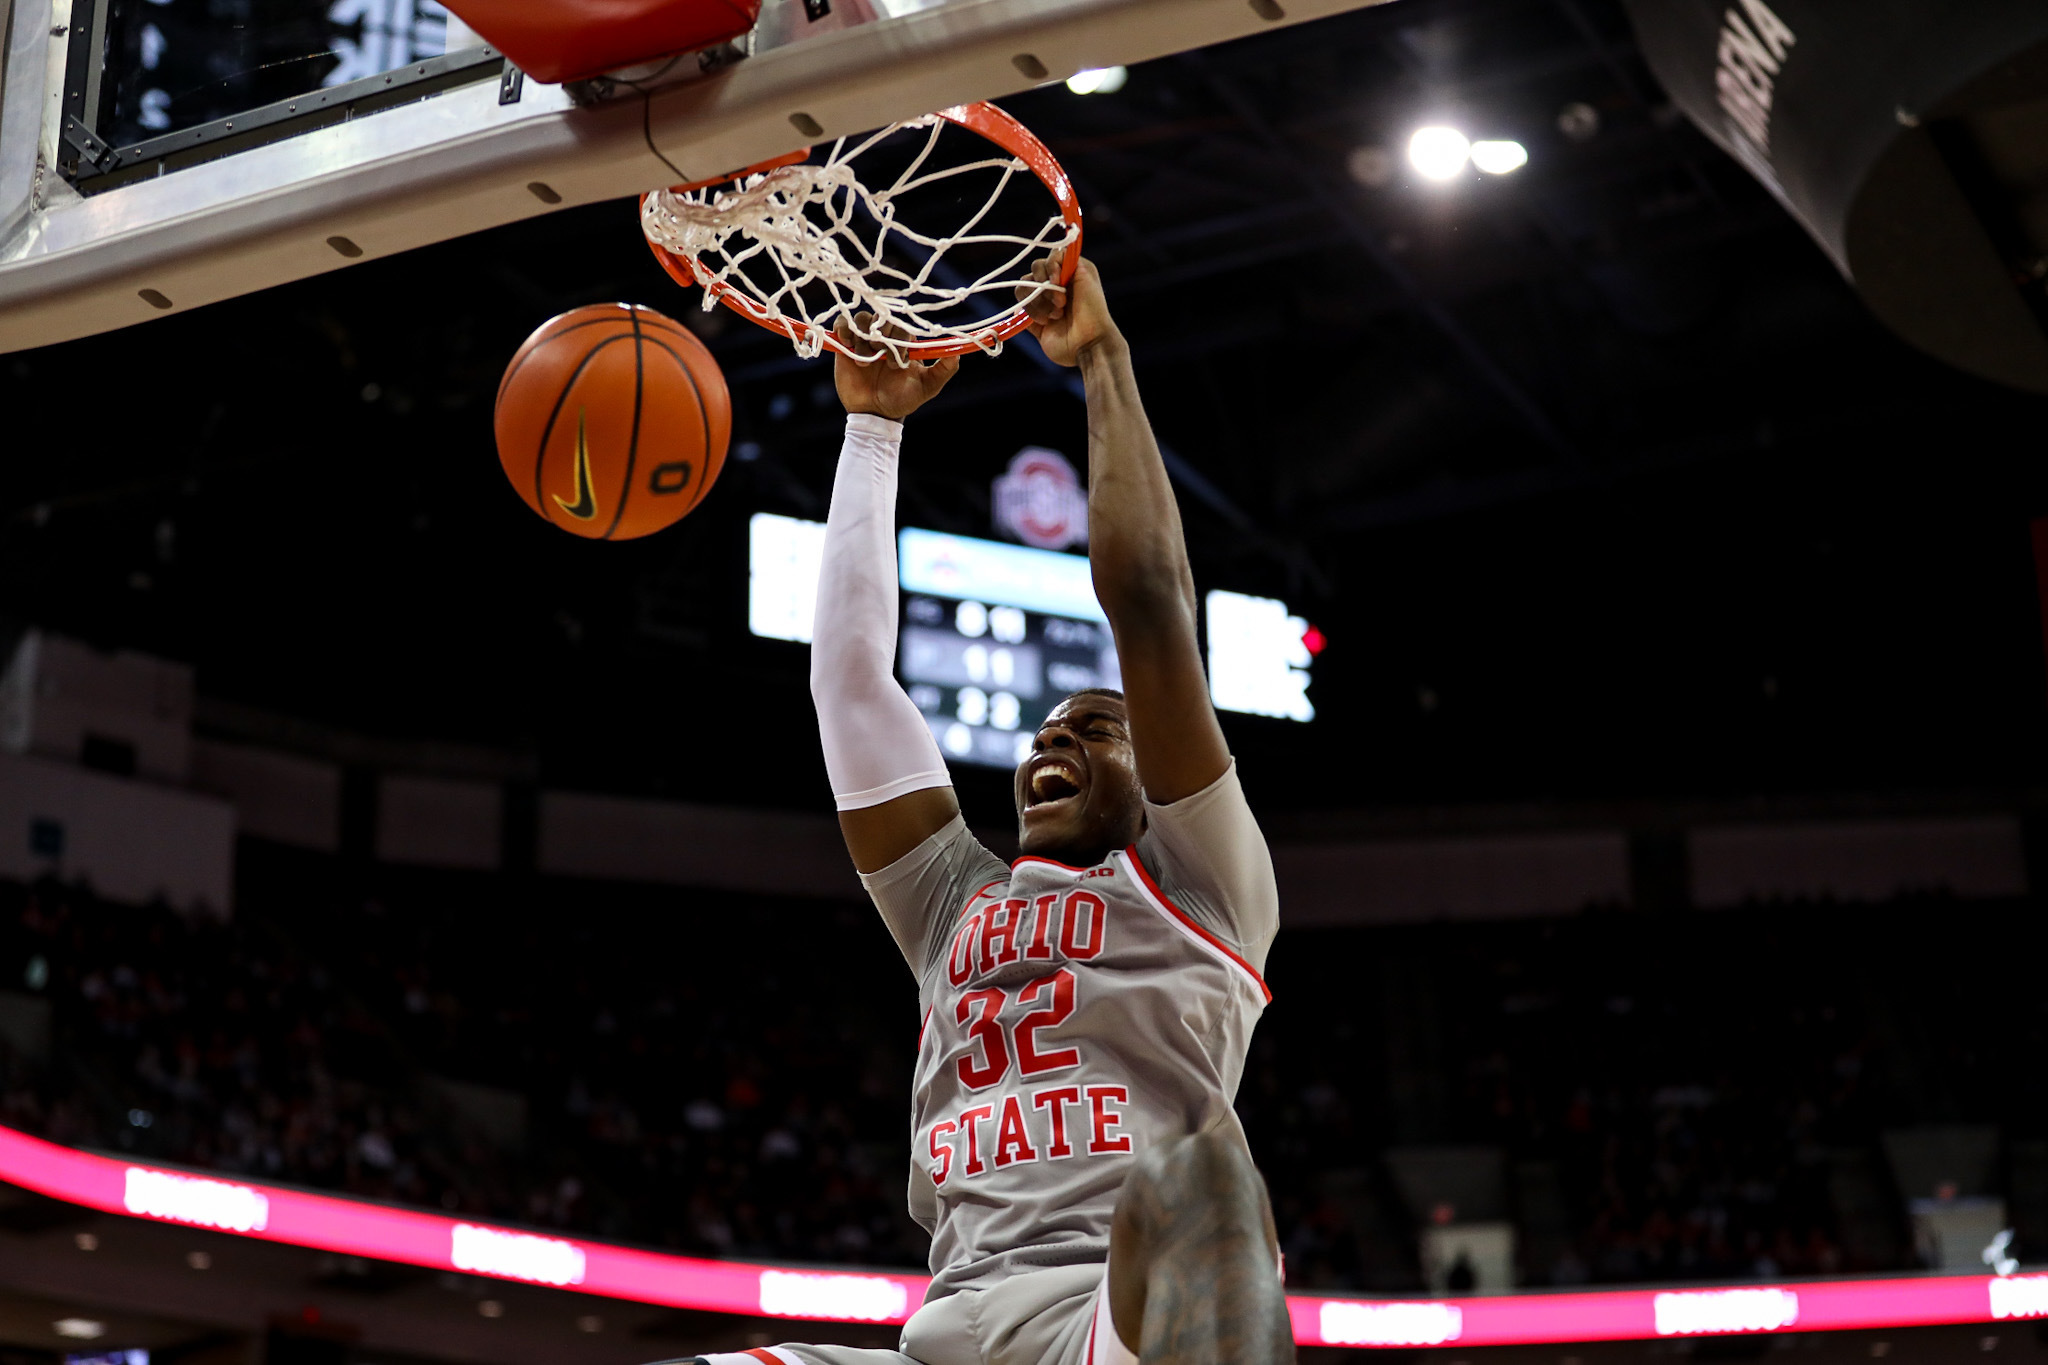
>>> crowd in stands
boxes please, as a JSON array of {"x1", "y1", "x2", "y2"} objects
[
  {"x1": 2, "y1": 858, "x2": 2039, "y2": 1291},
  {"x1": 0, "y1": 863, "x2": 925, "y2": 1266},
  {"x1": 0, "y1": 877, "x2": 515, "y2": 1218}
]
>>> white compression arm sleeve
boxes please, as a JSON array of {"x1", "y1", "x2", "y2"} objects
[{"x1": 810, "y1": 414, "x2": 951, "y2": 811}]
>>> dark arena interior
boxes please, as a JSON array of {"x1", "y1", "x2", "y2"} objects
[{"x1": 3, "y1": 0, "x2": 2048, "y2": 1363}]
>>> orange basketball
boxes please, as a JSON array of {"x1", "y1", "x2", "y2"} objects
[{"x1": 494, "y1": 303, "x2": 731, "y2": 540}]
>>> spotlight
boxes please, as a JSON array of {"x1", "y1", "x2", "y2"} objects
[
  {"x1": 1407, "y1": 126, "x2": 1470, "y2": 181},
  {"x1": 1470, "y1": 140, "x2": 1528, "y2": 174},
  {"x1": 1065, "y1": 66, "x2": 1127, "y2": 95}
]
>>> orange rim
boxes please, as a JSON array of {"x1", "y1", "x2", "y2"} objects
[{"x1": 642, "y1": 102, "x2": 1084, "y2": 361}]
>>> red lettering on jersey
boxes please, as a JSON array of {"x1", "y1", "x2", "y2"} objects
[
  {"x1": 955, "y1": 988, "x2": 1010, "y2": 1089},
  {"x1": 1024, "y1": 893, "x2": 1059, "y2": 960},
  {"x1": 948, "y1": 912, "x2": 983, "y2": 986},
  {"x1": 1016, "y1": 969, "x2": 1080, "y2": 1076},
  {"x1": 993, "y1": 1095, "x2": 1038, "y2": 1167},
  {"x1": 1060, "y1": 890, "x2": 1106, "y2": 959},
  {"x1": 1033, "y1": 1086, "x2": 1081, "y2": 1159},
  {"x1": 928, "y1": 1119, "x2": 957, "y2": 1187},
  {"x1": 958, "y1": 1104, "x2": 994, "y2": 1175},
  {"x1": 979, "y1": 898, "x2": 1025, "y2": 972},
  {"x1": 1086, "y1": 1085, "x2": 1132, "y2": 1154}
]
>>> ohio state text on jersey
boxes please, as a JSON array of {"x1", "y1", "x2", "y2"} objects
[{"x1": 860, "y1": 762, "x2": 1279, "y2": 1300}]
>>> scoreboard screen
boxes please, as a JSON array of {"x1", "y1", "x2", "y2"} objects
[
  {"x1": 745, "y1": 515, "x2": 1318, "y2": 773},
  {"x1": 896, "y1": 529, "x2": 1121, "y2": 769}
]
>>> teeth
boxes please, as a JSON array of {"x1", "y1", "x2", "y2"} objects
[{"x1": 1030, "y1": 765, "x2": 1079, "y2": 803}]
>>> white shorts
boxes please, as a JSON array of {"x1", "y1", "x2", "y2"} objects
[{"x1": 691, "y1": 1262, "x2": 1137, "y2": 1365}]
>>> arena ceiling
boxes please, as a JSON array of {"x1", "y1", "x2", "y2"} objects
[{"x1": 7, "y1": 0, "x2": 2048, "y2": 821}]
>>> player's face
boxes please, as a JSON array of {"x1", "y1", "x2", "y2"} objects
[{"x1": 1014, "y1": 695, "x2": 1144, "y2": 863}]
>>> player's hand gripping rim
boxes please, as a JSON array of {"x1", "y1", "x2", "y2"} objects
[
  {"x1": 833, "y1": 312, "x2": 963, "y2": 421},
  {"x1": 1018, "y1": 253, "x2": 1121, "y2": 369}
]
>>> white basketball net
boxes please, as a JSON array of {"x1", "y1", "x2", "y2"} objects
[{"x1": 642, "y1": 114, "x2": 1079, "y2": 364}]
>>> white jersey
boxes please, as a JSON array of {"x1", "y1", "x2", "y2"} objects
[{"x1": 861, "y1": 762, "x2": 1278, "y2": 1301}]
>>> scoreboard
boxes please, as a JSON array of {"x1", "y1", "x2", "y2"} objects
[
  {"x1": 747, "y1": 514, "x2": 1315, "y2": 774},
  {"x1": 896, "y1": 529, "x2": 1121, "y2": 769}
]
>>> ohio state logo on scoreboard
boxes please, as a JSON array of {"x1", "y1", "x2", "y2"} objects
[{"x1": 993, "y1": 448, "x2": 1088, "y2": 550}]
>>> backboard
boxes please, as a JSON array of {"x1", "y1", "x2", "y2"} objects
[{"x1": 0, "y1": 0, "x2": 1387, "y2": 355}]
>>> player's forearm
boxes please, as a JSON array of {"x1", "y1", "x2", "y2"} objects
[
  {"x1": 809, "y1": 416, "x2": 950, "y2": 810},
  {"x1": 811, "y1": 415, "x2": 902, "y2": 692},
  {"x1": 1080, "y1": 332, "x2": 1199, "y2": 630}
]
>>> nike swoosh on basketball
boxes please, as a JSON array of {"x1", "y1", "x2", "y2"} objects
[{"x1": 554, "y1": 411, "x2": 599, "y2": 520}]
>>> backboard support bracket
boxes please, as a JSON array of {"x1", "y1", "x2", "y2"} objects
[
  {"x1": 53, "y1": 0, "x2": 101, "y2": 182},
  {"x1": 57, "y1": 111, "x2": 111, "y2": 174}
]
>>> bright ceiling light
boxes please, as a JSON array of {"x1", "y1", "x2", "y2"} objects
[
  {"x1": 1066, "y1": 66, "x2": 1127, "y2": 95},
  {"x1": 1470, "y1": 139, "x2": 1529, "y2": 174},
  {"x1": 54, "y1": 1320, "x2": 107, "y2": 1341},
  {"x1": 1407, "y1": 126, "x2": 1470, "y2": 181}
]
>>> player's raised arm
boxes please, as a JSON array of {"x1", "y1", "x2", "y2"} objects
[
  {"x1": 1023, "y1": 258, "x2": 1230, "y2": 804},
  {"x1": 811, "y1": 317, "x2": 964, "y2": 873}
]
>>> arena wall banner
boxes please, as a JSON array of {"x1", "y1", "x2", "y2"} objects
[
  {"x1": 0, "y1": 1123, "x2": 2045, "y2": 1348},
  {"x1": 1622, "y1": 0, "x2": 2048, "y2": 393}
]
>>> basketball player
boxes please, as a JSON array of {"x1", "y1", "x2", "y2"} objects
[{"x1": 684, "y1": 257, "x2": 1290, "y2": 1365}]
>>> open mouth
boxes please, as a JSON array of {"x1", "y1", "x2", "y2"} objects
[{"x1": 1026, "y1": 761, "x2": 1083, "y2": 809}]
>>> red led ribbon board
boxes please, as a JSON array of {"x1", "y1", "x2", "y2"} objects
[{"x1": 1, "y1": 1121, "x2": 2041, "y2": 1346}]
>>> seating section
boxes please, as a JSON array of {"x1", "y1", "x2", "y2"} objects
[{"x1": 2, "y1": 852, "x2": 2040, "y2": 1289}]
